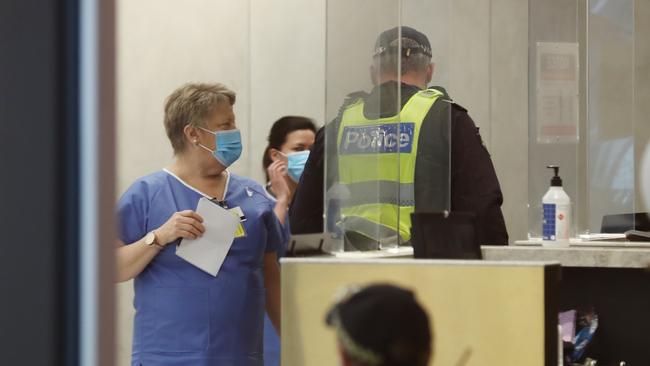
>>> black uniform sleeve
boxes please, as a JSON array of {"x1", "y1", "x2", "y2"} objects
[
  {"x1": 289, "y1": 126, "x2": 325, "y2": 234},
  {"x1": 449, "y1": 105, "x2": 509, "y2": 245},
  {"x1": 414, "y1": 98, "x2": 452, "y2": 213},
  {"x1": 289, "y1": 91, "x2": 367, "y2": 235}
]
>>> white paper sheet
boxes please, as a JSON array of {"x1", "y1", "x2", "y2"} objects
[{"x1": 176, "y1": 197, "x2": 240, "y2": 276}]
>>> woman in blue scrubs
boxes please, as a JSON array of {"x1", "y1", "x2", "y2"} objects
[
  {"x1": 261, "y1": 116, "x2": 316, "y2": 366},
  {"x1": 115, "y1": 82, "x2": 282, "y2": 366}
]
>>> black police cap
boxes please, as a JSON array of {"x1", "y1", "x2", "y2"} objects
[{"x1": 373, "y1": 26, "x2": 432, "y2": 58}]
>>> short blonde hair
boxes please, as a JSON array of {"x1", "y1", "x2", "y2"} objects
[{"x1": 164, "y1": 82, "x2": 236, "y2": 153}]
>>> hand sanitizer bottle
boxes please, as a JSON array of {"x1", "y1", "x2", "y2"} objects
[{"x1": 542, "y1": 165, "x2": 571, "y2": 247}]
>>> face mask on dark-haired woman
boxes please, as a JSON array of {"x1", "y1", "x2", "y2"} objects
[{"x1": 281, "y1": 150, "x2": 310, "y2": 182}]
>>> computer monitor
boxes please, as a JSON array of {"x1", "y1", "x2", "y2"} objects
[{"x1": 600, "y1": 212, "x2": 650, "y2": 233}]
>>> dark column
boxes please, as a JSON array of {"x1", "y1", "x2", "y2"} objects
[{"x1": 0, "y1": 0, "x2": 79, "y2": 365}]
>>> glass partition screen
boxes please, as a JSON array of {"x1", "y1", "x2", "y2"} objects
[{"x1": 324, "y1": 0, "x2": 452, "y2": 252}]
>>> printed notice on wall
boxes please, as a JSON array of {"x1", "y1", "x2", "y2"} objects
[{"x1": 536, "y1": 42, "x2": 579, "y2": 144}]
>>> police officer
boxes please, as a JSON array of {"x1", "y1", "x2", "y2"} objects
[{"x1": 290, "y1": 26, "x2": 508, "y2": 247}]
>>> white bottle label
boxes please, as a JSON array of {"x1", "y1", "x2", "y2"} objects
[{"x1": 543, "y1": 203, "x2": 570, "y2": 240}]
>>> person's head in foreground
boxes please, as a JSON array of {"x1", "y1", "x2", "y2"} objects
[{"x1": 326, "y1": 284, "x2": 433, "y2": 366}]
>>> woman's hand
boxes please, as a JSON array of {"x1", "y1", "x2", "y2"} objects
[
  {"x1": 156, "y1": 210, "x2": 205, "y2": 245},
  {"x1": 116, "y1": 210, "x2": 204, "y2": 282},
  {"x1": 267, "y1": 160, "x2": 291, "y2": 204}
]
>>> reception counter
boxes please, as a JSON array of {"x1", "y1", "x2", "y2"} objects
[
  {"x1": 482, "y1": 242, "x2": 650, "y2": 268},
  {"x1": 482, "y1": 241, "x2": 650, "y2": 364},
  {"x1": 290, "y1": 241, "x2": 650, "y2": 364},
  {"x1": 309, "y1": 241, "x2": 650, "y2": 268},
  {"x1": 281, "y1": 258, "x2": 561, "y2": 366}
]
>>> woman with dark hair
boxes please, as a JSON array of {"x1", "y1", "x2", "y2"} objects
[
  {"x1": 263, "y1": 116, "x2": 317, "y2": 226},
  {"x1": 262, "y1": 116, "x2": 316, "y2": 366}
]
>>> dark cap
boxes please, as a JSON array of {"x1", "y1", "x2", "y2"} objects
[
  {"x1": 374, "y1": 26, "x2": 432, "y2": 58},
  {"x1": 325, "y1": 284, "x2": 432, "y2": 366}
]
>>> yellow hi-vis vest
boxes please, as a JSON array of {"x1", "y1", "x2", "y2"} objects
[{"x1": 336, "y1": 88, "x2": 443, "y2": 244}]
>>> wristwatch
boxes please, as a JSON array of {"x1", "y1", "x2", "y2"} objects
[{"x1": 144, "y1": 231, "x2": 164, "y2": 249}]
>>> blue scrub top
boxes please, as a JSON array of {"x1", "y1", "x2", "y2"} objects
[
  {"x1": 117, "y1": 170, "x2": 282, "y2": 366},
  {"x1": 261, "y1": 187, "x2": 291, "y2": 366}
]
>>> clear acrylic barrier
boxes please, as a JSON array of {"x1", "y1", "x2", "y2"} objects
[
  {"x1": 586, "y1": 0, "x2": 636, "y2": 232},
  {"x1": 528, "y1": 0, "x2": 639, "y2": 238},
  {"x1": 324, "y1": 0, "x2": 451, "y2": 252},
  {"x1": 528, "y1": 0, "x2": 581, "y2": 239}
]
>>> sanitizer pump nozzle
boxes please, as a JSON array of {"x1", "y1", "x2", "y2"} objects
[
  {"x1": 548, "y1": 165, "x2": 562, "y2": 186},
  {"x1": 542, "y1": 165, "x2": 571, "y2": 246}
]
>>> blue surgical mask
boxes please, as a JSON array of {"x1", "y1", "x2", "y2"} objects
[
  {"x1": 198, "y1": 127, "x2": 242, "y2": 167},
  {"x1": 283, "y1": 150, "x2": 310, "y2": 182}
]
